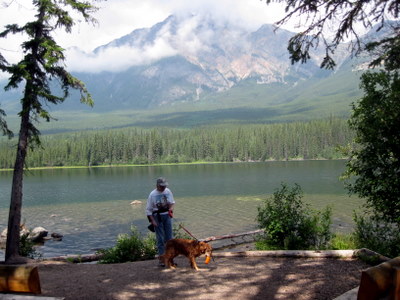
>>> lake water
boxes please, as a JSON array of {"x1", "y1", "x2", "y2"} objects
[{"x1": 0, "y1": 160, "x2": 364, "y2": 259}]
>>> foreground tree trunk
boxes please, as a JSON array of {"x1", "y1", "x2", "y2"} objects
[{"x1": 5, "y1": 106, "x2": 30, "y2": 263}]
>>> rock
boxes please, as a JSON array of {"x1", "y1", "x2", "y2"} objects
[
  {"x1": 1, "y1": 228, "x2": 7, "y2": 239},
  {"x1": 130, "y1": 200, "x2": 142, "y2": 205},
  {"x1": 1, "y1": 226, "x2": 49, "y2": 244},
  {"x1": 2, "y1": 226, "x2": 30, "y2": 240},
  {"x1": 29, "y1": 227, "x2": 48, "y2": 242},
  {"x1": 51, "y1": 232, "x2": 63, "y2": 241}
]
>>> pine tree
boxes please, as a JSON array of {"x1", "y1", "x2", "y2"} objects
[{"x1": 1, "y1": 0, "x2": 96, "y2": 263}]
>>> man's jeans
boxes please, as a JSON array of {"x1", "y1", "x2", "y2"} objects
[{"x1": 154, "y1": 213, "x2": 173, "y2": 255}]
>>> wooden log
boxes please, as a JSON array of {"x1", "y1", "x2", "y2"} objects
[
  {"x1": 0, "y1": 265, "x2": 41, "y2": 294},
  {"x1": 213, "y1": 249, "x2": 357, "y2": 258},
  {"x1": 357, "y1": 257, "x2": 400, "y2": 300},
  {"x1": 201, "y1": 229, "x2": 264, "y2": 242},
  {"x1": 391, "y1": 267, "x2": 400, "y2": 300},
  {"x1": 355, "y1": 248, "x2": 391, "y2": 263},
  {"x1": 46, "y1": 253, "x2": 104, "y2": 263}
]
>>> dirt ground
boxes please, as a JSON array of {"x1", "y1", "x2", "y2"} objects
[{"x1": 31, "y1": 253, "x2": 369, "y2": 300}]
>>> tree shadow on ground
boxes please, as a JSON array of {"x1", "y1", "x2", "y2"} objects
[{"x1": 38, "y1": 255, "x2": 369, "y2": 300}]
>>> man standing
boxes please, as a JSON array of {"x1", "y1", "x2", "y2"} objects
[{"x1": 146, "y1": 177, "x2": 175, "y2": 266}]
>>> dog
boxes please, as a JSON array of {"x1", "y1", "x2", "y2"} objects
[{"x1": 160, "y1": 238, "x2": 212, "y2": 271}]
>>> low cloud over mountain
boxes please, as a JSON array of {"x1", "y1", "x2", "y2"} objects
[
  {"x1": 60, "y1": 13, "x2": 344, "y2": 110},
  {"x1": 66, "y1": 13, "x2": 270, "y2": 73}
]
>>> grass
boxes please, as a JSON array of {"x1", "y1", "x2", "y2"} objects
[{"x1": 329, "y1": 233, "x2": 358, "y2": 250}]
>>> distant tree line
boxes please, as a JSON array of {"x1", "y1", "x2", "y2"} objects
[{"x1": 0, "y1": 118, "x2": 353, "y2": 169}]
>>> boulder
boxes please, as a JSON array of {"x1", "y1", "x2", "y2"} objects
[
  {"x1": 29, "y1": 227, "x2": 48, "y2": 242},
  {"x1": 1, "y1": 228, "x2": 7, "y2": 239},
  {"x1": 130, "y1": 200, "x2": 142, "y2": 205},
  {"x1": 2, "y1": 226, "x2": 30, "y2": 238},
  {"x1": 51, "y1": 232, "x2": 63, "y2": 241},
  {"x1": 0, "y1": 226, "x2": 48, "y2": 243}
]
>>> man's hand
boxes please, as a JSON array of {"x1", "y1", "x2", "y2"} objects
[{"x1": 149, "y1": 215, "x2": 158, "y2": 226}]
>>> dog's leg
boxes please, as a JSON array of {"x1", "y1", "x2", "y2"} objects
[
  {"x1": 170, "y1": 257, "x2": 177, "y2": 267},
  {"x1": 171, "y1": 259, "x2": 177, "y2": 269},
  {"x1": 169, "y1": 257, "x2": 177, "y2": 269},
  {"x1": 189, "y1": 255, "x2": 199, "y2": 271},
  {"x1": 167, "y1": 255, "x2": 177, "y2": 269},
  {"x1": 158, "y1": 255, "x2": 166, "y2": 267}
]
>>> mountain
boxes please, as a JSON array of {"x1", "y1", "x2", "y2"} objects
[
  {"x1": 73, "y1": 15, "x2": 331, "y2": 110},
  {"x1": 0, "y1": 14, "x2": 364, "y2": 132}
]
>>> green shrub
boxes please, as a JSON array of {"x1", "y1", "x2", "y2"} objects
[
  {"x1": 256, "y1": 183, "x2": 332, "y2": 250},
  {"x1": 256, "y1": 232, "x2": 356, "y2": 250},
  {"x1": 353, "y1": 212, "x2": 400, "y2": 258},
  {"x1": 97, "y1": 226, "x2": 157, "y2": 264},
  {"x1": 254, "y1": 240, "x2": 280, "y2": 250},
  {"x1": 329, "y1": 233, "x2": 357, "y2": 250},
  {"x1": 19, "y1": 232, "x2": 42, "y2": 259}
]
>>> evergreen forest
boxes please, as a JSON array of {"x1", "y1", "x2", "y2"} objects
[{"x1": 0, "y1": 118, "x2": 353, "y2": 169}]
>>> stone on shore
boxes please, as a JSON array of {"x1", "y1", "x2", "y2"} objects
[{"x1": 0, "y1": 226, "x2": 48, "y2": 244}]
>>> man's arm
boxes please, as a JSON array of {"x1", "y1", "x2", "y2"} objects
[{"x1": 148, "y1": 214, "x2": 157, "y2": 226}]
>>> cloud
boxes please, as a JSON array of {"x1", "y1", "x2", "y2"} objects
[
  {"x1": 1, "y1": 0, "x2": 287, "y2": 74},
  {"x1": 64, "y1": 0, "x2": 286, "y2": 73},
  {"x1": 170, "y1": 0, "x2": 284, "y2": 30},
  {"x1": 66, "y1": 38, "x2": 178, "y2": 73}
]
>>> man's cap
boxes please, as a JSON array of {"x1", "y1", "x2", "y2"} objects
[{"x1": 156, "y1": 177, "x2": 168, "y2": 187}]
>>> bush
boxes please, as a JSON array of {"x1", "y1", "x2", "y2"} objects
[
  {"x1": 329, "y1": 233, "x2": 357, "y2": 250},
  {"x1": 97, "y1": 226, "x2": 157, "y2": 264},
  {"x1": 256, "y1": 183, "x2": 332, "y2": 250},
  {"x1": 353, "y1": 212, "x2": 400, "y2": 258},
  {"x1": 19, "y1": 232, "x2": 41, "y2": 259}
]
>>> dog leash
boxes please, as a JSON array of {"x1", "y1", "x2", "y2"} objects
[{"x1": 178, "y1": 223, "x2": 199, "y2": 241}]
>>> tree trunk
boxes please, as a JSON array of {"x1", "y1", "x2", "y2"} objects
[{"x1": 5, "y1": 107, "x2": 30, "y2": 263}]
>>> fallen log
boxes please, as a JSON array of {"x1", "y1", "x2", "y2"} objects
[
  {"x1": 0, "y1": 265, "x2": 41, "y2": 294},
  {"x1": 201, "y1": 229, "x2": 264, "y2": 242},
  {"x1": 43, "y1": 253, "x2": 104, "y2": 263},
  {"x1": 212, "y1": 249, "x2": 358, "y2": 258}
]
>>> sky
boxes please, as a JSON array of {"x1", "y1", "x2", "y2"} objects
[{"x1": 0, "y1": 0, "x2": 293, "y2": 76}]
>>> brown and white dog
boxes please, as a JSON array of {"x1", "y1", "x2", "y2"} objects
[{"x1": 160, "y1": 238, "x2": 212, "y2": 271}]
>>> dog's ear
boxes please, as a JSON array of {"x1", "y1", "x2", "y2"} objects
[
  {"x1": 199, "y1": 242, "x2": 209, "y2": 252},
  {"x1": 203, "y1": 242, "x2": 212, "y2": 253}
]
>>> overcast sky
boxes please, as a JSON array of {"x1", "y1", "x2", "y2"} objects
[{"x1": 0, "y1": 0, "x2": 296, "y2": 75}]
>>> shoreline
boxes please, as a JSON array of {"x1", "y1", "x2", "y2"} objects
[{"x1": 0, "y1": 157, "x2": 346, "y2": 172}]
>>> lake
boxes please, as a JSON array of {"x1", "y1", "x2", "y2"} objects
[{"x1": 0, "y1": 160, "x2": 364, "y2": 259}]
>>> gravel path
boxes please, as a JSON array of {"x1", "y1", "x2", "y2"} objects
[{"x1": 35, "y1": 254, "x2": 369, "y2": 300}]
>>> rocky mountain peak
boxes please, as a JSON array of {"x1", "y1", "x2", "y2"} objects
[{"x1": 89, "y1": 13, "x2": 323, "y2": 106}]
